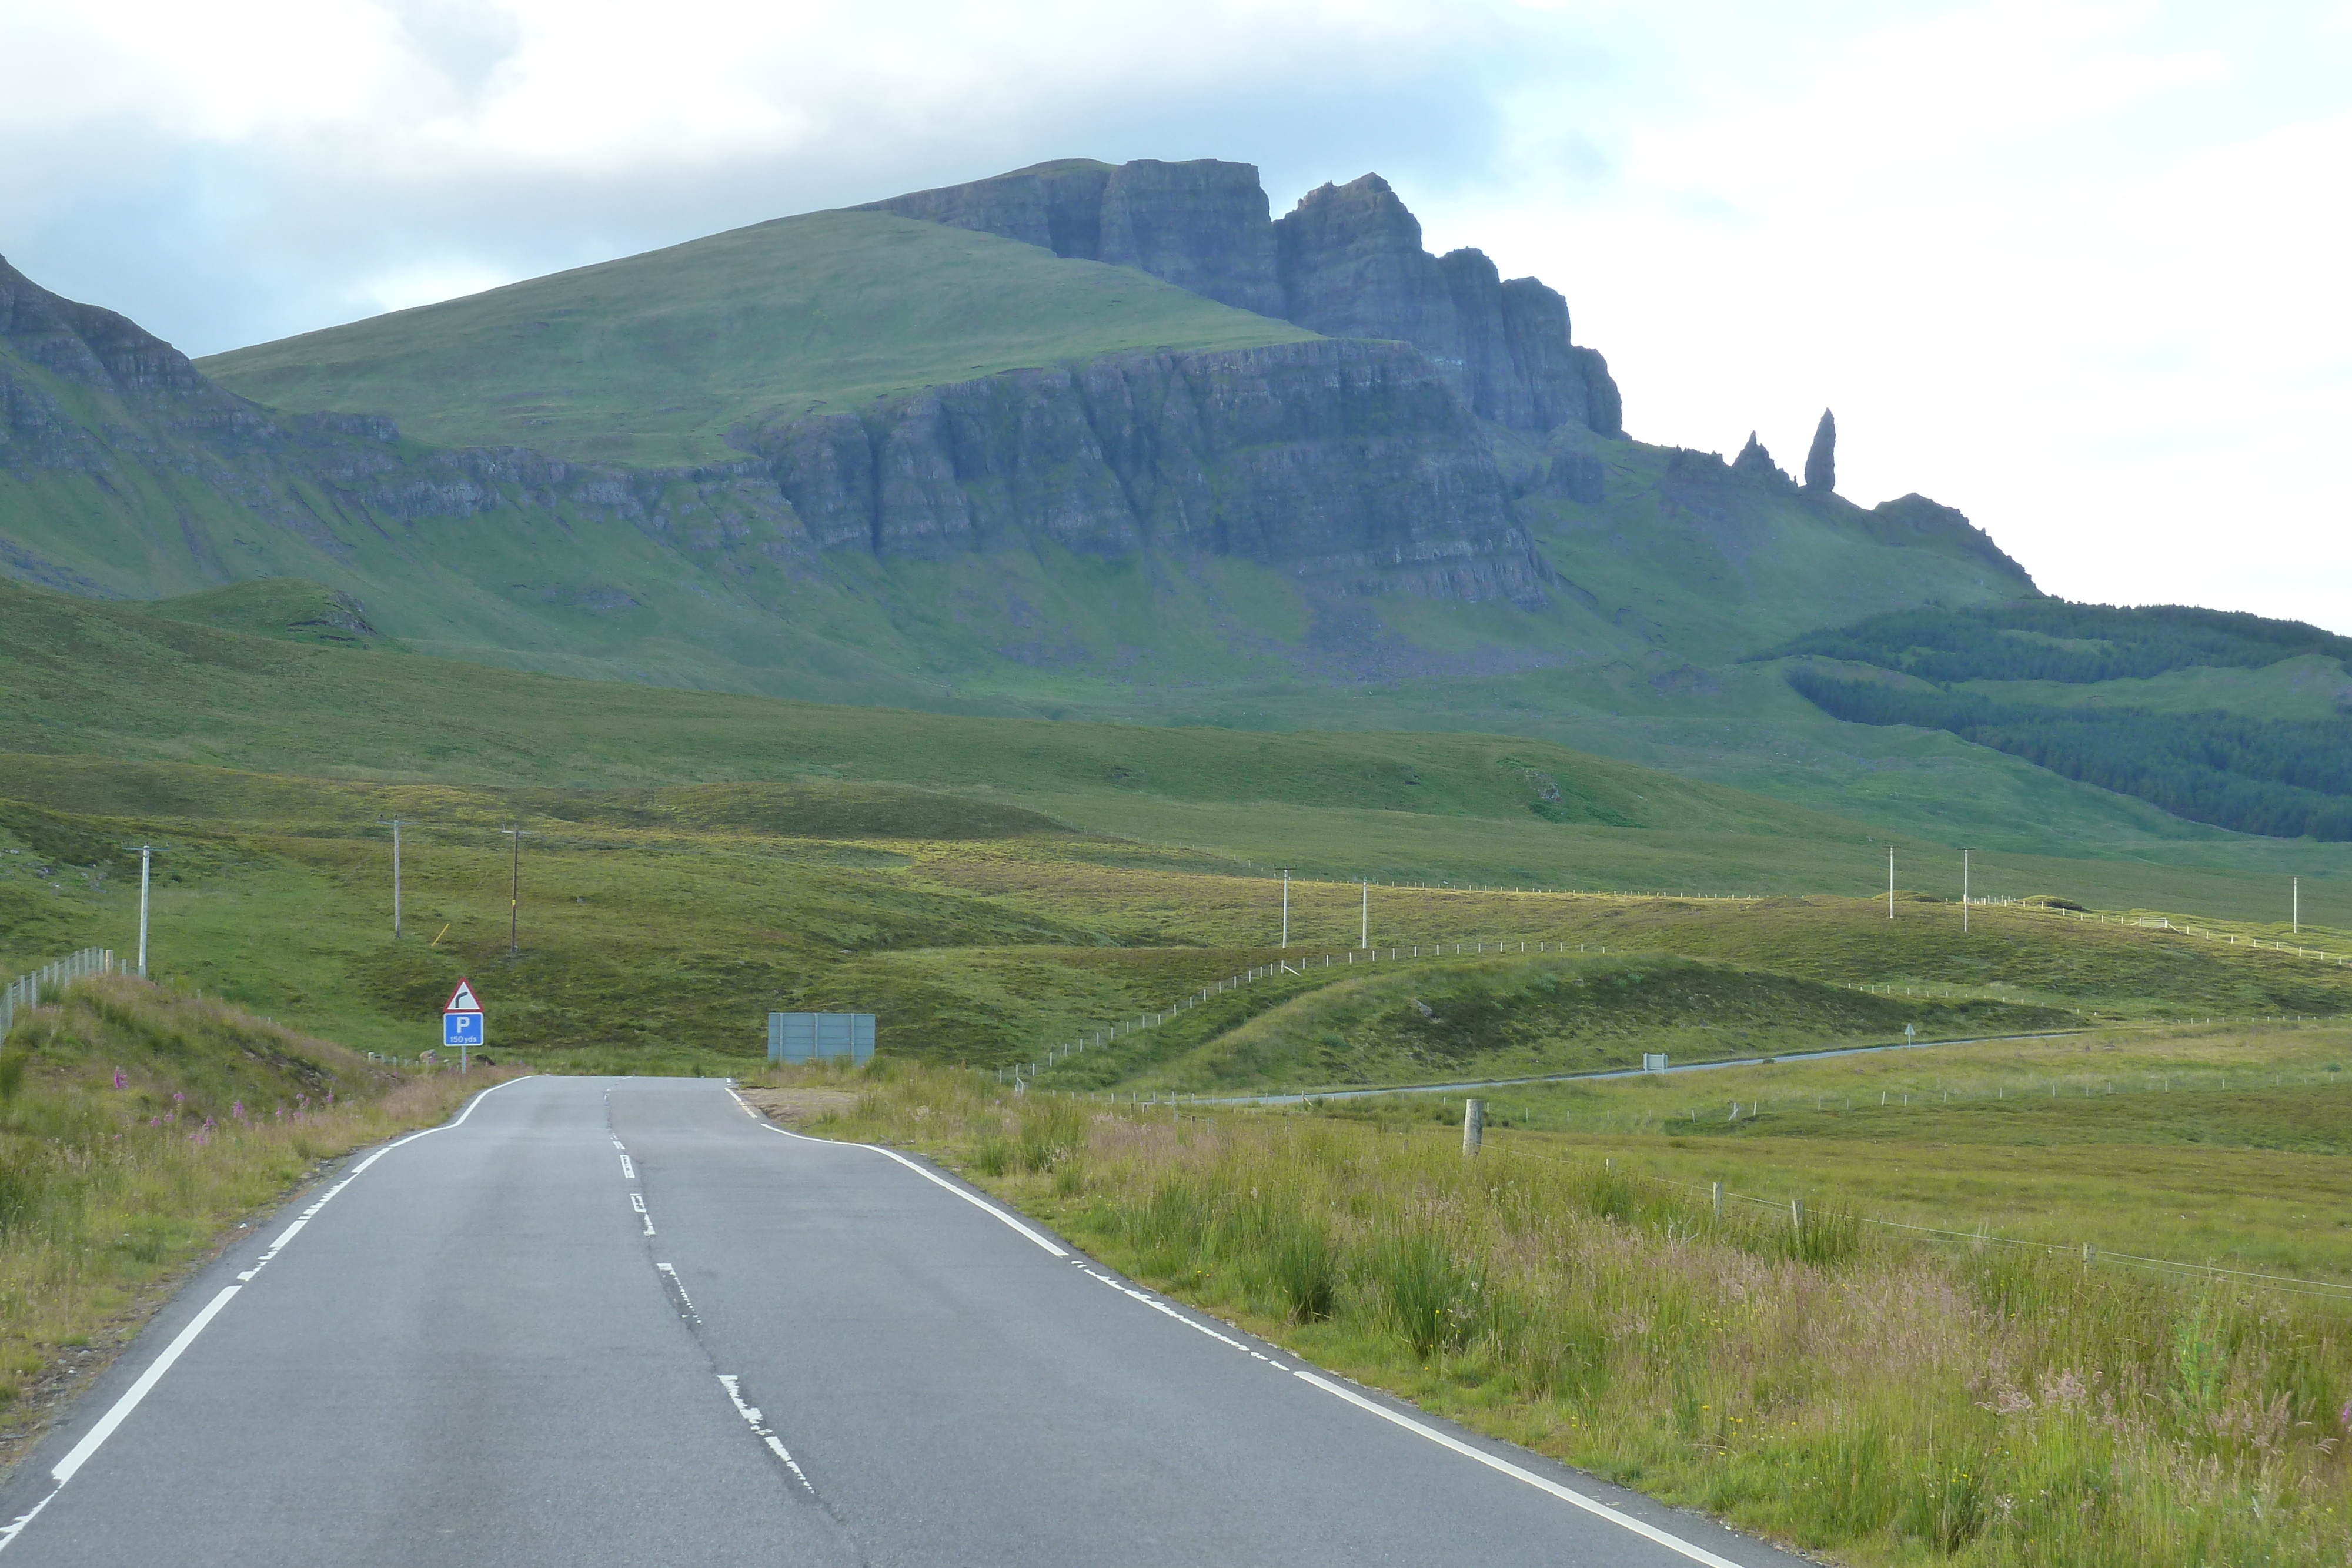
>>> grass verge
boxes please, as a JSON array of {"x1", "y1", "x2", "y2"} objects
[
  {"x1": 787, "y1": 1059, "x2": 2352, "y2": 1567},
  {"x1": 0, "y1": 975, "x2": 516, "y2": 1473}
]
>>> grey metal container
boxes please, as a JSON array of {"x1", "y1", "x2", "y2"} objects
[{"x1": 767, "y1": 1011, "x2": 876, "y2": 1065}]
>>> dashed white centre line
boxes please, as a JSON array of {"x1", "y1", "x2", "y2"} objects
[{"x1": 717, "y1": 1374, "x2": 815, "y2": 1493}]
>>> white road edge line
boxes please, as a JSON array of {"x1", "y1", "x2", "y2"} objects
[
  {"x1": 0, "y1": 1075, "x2": 533, "y2": 1554},
  {"x1": 1077, "y1": 1262, "x2": 1745, "y2": 1567},
  {"x1": 1291, "y1": 1371, "x2": 1747, "y2": 1568},
  {"x1": 720, "y1": 1085, "x2": 1746, "y2": 1563},
  {"x1": 724, "y1": 1088, "x2": 1067, "y2": 1258}
]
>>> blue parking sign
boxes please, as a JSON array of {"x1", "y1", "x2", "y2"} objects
[{"x1": 444, "y1": 1011, "x2": 483, "y2": 1048}]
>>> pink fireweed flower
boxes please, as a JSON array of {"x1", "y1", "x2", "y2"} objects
[{"x1": 112, "y1": 1068, "x2": 126, "y2": 1089}]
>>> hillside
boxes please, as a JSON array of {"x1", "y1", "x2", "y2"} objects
[
  {"x1": 195, "y1": 208, "x2": 1319, "y2": 468},
  {"x1": 2, "y1": 576, "x2": 2348, "y2": 925},
  {"x1": 1772, "y1": 603, "x2": 2352, "y2": 838},
  {"x1": 19, "y1": 153, "x2": 2327, "y2": 864}
]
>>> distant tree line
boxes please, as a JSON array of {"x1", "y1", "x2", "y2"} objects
[
  {"x1": 1768, "y1": 601, "x2": 2352, "y2": 685},
  {"x1": 1785, "y1": 670, "x2": 2352, "y2": 840}
]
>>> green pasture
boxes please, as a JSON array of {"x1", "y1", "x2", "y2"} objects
[
  {"x1": 1305, "y1": 1021, "x2": 2352, "y2": 1282},
  {"x1": 801, "y1": 1062, "x2": 2352, "y2": 1567}
]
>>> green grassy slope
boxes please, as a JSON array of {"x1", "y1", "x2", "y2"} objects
[
  {"x1": 7, "y1": 574, "x2": 2352, "y2": 919},
  {"x1": 0, "y1": 575, "x2": 1845, "y2": 834},
  {"x1": 196, "y1": 210, "x2": 1319, "y2": 467},
  {"x1": 7, "y1": 750, "x2": 2346, "y2": 1081}
]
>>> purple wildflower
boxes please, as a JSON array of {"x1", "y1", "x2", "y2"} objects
[{"x1": 112, "y1": 1068, "x2": 126, "y2": 1089}]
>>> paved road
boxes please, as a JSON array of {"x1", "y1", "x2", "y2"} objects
[{"x1": 0, "y1": 1078, "x2": 1810, "y2": 1566}]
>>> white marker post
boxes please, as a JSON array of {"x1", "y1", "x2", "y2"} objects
[
  {"x1": 1281, "y1": 868, "x2": 1289, "y2": 949},
  {"x1": 137, "y1": 845, "x2": 152, "y2": 978},
  {"x1": 1887, "y1": 845, "x2": 1896, "y2": 920},
  {"x1": 1360, "y1": 878, "x2": 1369, "y2": 950}
]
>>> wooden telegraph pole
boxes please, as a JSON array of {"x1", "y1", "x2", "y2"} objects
[{"x1": 502, "y1": 824, "x2": 536, "y2": 956}]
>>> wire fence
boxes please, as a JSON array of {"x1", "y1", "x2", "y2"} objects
[{"x1": 0, "y1": 947, "x2": 119, "y2": 1039}]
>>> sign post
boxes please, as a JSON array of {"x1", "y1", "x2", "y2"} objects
[{"x1": 443, "y1": 979, "x2": 483, "y2": 1074}]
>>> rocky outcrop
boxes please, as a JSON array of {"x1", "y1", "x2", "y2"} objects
[
  {"x1": 1866, "y1": 494, "x2": 2030, "y2": 580},
  {"x1": 1804, "y1": 409, "x2": 1836, "y2": 492},
  {"x1": 863, "y1": 162, "x2": 1623, "y2": 439},
  {"x1": 863, "y1": 159, "x2": 1283, "y2": 316},
  {"x1": 1732, "y1": 432, "x2": 1791, "y2": 485},
  {"x1": 1272, "y1": 175, "x2": 1618, "y2": 437},
  {"x1": 733, "y1": 339, "x2": 1548, "y2": 604},
  {"x1": 0, "y1": 255, "x2": 278, "y2": 464}
]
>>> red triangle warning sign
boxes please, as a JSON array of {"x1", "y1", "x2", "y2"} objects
[{"x1": 445, "y1": 979, "x2": 482, "y2": 1014}]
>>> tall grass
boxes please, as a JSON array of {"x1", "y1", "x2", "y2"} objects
[
  {"x1": 0, "y1": 976, "x2": 507, "y2": 1416},
  {"x1": 821, "y1": 1065, "x2": 2352, "y2": 1567}
]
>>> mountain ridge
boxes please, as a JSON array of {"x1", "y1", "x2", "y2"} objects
[
  {"x1": 863, "y1": 159, "x2": 1622, "y2": 437},
  {"x1": 2, "y1": 157, "x2": 2136, "y2": 854}
]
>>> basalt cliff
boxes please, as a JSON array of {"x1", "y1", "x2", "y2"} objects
[
  {"x1": 865, "y1": 159, "x2": 1622, "y2": 438},
  {"x1": 2, "y1": 157, "x2": 2033, "y2": 711}
]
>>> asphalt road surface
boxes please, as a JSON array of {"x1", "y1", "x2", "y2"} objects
[{"x1": 0, "y1": 1077, "x2": 1813, "y2": 1566}]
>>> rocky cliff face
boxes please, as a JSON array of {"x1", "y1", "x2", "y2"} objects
[
  {"x1": 734, "y1": 338, "x2": 1546, "y2": 603},
  {"x1": 3, "y1": 255, "x2": 1541, "y2": 611},
  {"x1": 864, "y1": 161, "x2": 1622, "y2": 439},
  {"x1": 866, "y1": 159, "x2": 1283, "y2": 316},
  {"x1": 1, "y1": 255, "x2": 280, "y2": 478},
  {"x1": 1273, "y1": 175, "x2": 1620, "y2": 437}
]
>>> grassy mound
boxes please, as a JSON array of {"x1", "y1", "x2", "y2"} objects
[
  {"x1": 1130, "y1": 950, "x2": 2076, "y2": 1092},
  {"x1": 137, "y1": 579, "x2": 394, "y2": 649}
]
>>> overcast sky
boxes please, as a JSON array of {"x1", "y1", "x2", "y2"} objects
[{"x1": 3, "y1": 0, "x2": 2346, "y2": 628}]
